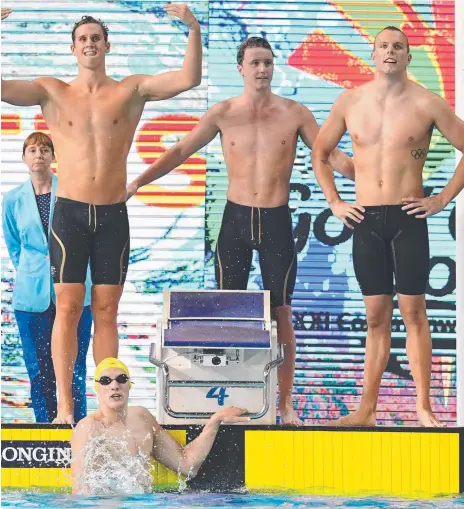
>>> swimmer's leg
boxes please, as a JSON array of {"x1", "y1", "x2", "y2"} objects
[
  {"x1": 398, "y1": 295, "x2": 443, "y2": 427},
  {"x1": 258, "y1": 207, "x2": 300, "y2": 425},
  {"x1": 214, "y1": 201, "x2": 252, "y2": 290},
  {"x1": 50, "y1": 198, "x2": 90, "y2": 424},
  {"x1": 272, "y1": 305, "x2": 302, "y2": 426},
  {"x1": 330, "y1": 294, "x2": 393, "y2": 427},
  {"x1": 90, "y1": 202, "x2": 129, "y2": 364},
  {"x1": 330, "y1": 207, "x2": 393, "y2": 427},
  {"x1": 393, "y1": 212, "x2": 442, "y2": 427},
  {"x1": 91, "y1": 285, "x2": 123, "y2": 364},
  {"x1": 52, "y1": 283, "x2": 86, "y2": 424}
]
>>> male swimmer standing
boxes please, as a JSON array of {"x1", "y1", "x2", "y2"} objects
[
  {"x1": 127, "y1": 37, "x2": 354, "y2": 425},
  {"x1": 1, "y1": 5, "x2": 202, "y2": 424},
  {"x1": 312, "y1": 26, "x2": 464, "y2": 427}
]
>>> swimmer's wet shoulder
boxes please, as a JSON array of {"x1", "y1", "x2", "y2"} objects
[{"x1": 71, "y1": 358, "x2": 250, "y2": 495}]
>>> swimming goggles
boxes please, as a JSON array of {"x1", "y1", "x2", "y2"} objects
[{"x1": 96, "y1": 374, "x2": 131, "y2": 386}]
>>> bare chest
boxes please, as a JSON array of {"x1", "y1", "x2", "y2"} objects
[
  {"x1": 220, "y1": 110, "x2": 299, "y2": 152},
  {"x1": 101, "y1": 424, "x2": 153, "y2": 456},
  {"x1": 346, "y1": 100, "x2": 433, "y2": 148},
  {"x1": 44, "y1": 88, "x2": 139, "y2": 137}
]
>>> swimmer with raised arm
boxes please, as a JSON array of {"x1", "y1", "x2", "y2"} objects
[
  {"x1": 71, "y1": 358, "x2": 249, "y2": 495},
  {"x1": 1, "y1": 5, "x2": 202, "y2": 424}
]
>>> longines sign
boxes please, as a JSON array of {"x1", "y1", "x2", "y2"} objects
[{"x1": 1, "y1": 441, "x2": 71, "y2": 468}]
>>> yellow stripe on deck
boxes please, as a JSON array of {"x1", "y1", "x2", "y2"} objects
[{"x1": 244, "y1": 430, "x2": 460, "y2": 498}]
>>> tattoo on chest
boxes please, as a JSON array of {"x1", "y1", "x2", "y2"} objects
[{"x1": 411, "y1": 148, "x2": 427, "y2": 160}]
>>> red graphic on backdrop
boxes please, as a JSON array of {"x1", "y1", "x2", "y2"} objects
[
  {"x1": 135, "y1": 114, "x2": 206, "y2": 208},
  {"x1": 288, "y1": 30, "x2": 374, "y2": 89},
  {"x1": 288, "y1": 0, "x2": 454, "y2": 106},
  {"x1": 1, "y1": 114, "x2": 21, "y2": 134}
]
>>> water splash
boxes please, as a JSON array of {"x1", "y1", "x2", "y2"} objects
[{"x1": 76, "y1": 434, "x2": 154, "y2": 496}]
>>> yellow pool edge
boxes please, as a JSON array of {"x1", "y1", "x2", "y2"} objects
[{"x1": 1, "y1": 424, "x2": 462, "y2": 498}]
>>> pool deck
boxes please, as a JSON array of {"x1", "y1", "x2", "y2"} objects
[{"x1": 1, "y1": 424, "x2": 462, "y2": 498}]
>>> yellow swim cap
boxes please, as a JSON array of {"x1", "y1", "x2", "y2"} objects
[{"x1": 94, "y1": 357, "x2": 132, "y2": 391}]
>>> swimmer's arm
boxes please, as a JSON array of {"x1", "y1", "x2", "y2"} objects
[
  {"x1": 149, "y1": 407, "x2": 249, "y2": 478},
  {"x1": 298, "y1": 104, "x2": 354, "y2": 182},
  {"x1": 0, "y1": 9, "x2": 47, "y2": 106},
  {"x1": 1, "y1": 77, "x2": 48, "y2": 106},
  {"x1": 128, "y1": 104, "x2": 221, "y2": 194},
  {"x1": 312, "y1": 95, "x2": 349, "y2": 205},
  {"x1": 430, "y1": 95, "x2": 464, "y2": 205},
  {"x1": 70, "y1": 418, "x2": 93, "y2": 495},
  {"x1": 128, "y1": 16, "x2": 201, "y2": 101},
  {"x1": 2, "y1": 198, "x2": 21, "y2": 269},
  {"x1": 328, "y1": 149, "x2": 355, "y2": 181},
  {"x1": 150, "y1": 413, "x2": 218, "y2": 478}
]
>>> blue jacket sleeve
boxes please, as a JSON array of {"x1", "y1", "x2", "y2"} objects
[{"x1": 2, "y1": 197, "x2": 21, "y2": 269}]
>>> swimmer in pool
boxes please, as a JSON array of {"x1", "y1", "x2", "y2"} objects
[{"x1": 71, "y1": 358, "x2": 249, "y2": 494}]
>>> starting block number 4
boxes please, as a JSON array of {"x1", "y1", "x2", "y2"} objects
[{"x1": 206, "y1": 387, "x2": 229, "y2": 406}]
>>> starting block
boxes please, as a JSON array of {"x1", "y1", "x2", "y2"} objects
[{"x1": 150, "y1": 289, "x2": 282, "y2": 424}]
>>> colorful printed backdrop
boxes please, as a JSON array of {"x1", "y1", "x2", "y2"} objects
[{"x1": 1, "y1": 0, "x2": 456, "y2": 425}]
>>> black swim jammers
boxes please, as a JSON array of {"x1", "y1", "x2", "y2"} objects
[
  {"x1": 50, "y1": 197, "x2": 130, "y2": 285},
  {"x1": 352, "y1": 205, "x2": 429, "y2": 296},
  {"x1": 215, "y1": 200, "x2": 297, "y2": 307}
]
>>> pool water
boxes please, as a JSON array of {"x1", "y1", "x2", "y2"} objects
[{"x1": 2, "y1": 492, "x2": 463, "y2": 508}]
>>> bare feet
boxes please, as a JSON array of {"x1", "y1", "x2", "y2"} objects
[
  {"x1": 279, "y1": 405, "x2": 303, "y2": 426},
  {"x1": 53, "y1": 405, "x2": 75, "y2": 424},
  {"x1": 329, "y1": 409, "x2": 376, "y2": 427},
  {"x1": 417, "y1": 407, "x2": 444, "y2": 427}
]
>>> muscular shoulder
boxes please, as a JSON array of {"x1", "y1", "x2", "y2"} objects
[
  {"x1": 286, "y1": 100, "x2": 315, "y2": 118},
  {"x1": 337, "y1": 87, "x2": 362, "y2": 108},
  {"x1": 409, "y1": 81, "x2": 448, "y2": 110},
  {"x1": 71, "y1": 415, "x2": 102, "y2": 444},
  {"x1": 209, "y1": 99, "x2": 235, "y2": 117},
  {"x1": 35, "y1": 77, "x2": 67, "y2": 92},
  {"x1": 129, "y1": 406, "x2": 157, "y2": 426},
  {"x1": 117, "y1": 75, "x2": 146, "y2": 93},
  {"x1": 199, "y1": 100, "x2": 234, "y2": 129},
  {"x1": 76, "y1": 413, "x2": 102, "y2": 432}
]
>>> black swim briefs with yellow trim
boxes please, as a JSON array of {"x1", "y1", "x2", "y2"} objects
[{"x1": 50, "y1": 197, "x2": 129, "y2": 285}]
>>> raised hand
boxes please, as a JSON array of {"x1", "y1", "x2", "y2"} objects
[{"x1": 165, "y1": 4, "x2": 199, "y2": 29}]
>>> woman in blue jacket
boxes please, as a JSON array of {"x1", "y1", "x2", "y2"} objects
[{"x1": 2, "y1": 132, "x2": 93, "y2": 423}]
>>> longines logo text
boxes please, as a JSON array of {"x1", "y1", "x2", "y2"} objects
[{"x1": 1, "y1": 441, "x2": 71, "y2": 468}]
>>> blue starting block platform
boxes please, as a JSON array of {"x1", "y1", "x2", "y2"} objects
[{"x1": 150, "y1": 290, "x2": 281, "y2": 424}]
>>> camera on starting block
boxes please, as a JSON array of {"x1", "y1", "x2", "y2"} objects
[{"x1": 199, "y1": 350, "x2": 228, "y2": 367}]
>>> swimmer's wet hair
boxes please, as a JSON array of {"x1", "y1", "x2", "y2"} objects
[
  {"x1": 23, "y1": 132, "x2": 54, "y2": 158},
  {"x1": 375, "y1": 26, "x2": 409, "y2": 52},
  {"x1": 72, "y1": 15, "x2": 109, "y2": 43},
  {"x1": 237, "y1": 37, "x2": 275, "y2": 66}
]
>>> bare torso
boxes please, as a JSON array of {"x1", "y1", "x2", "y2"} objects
[
  {"x1": 345, "y1": 81, "x2": 434, "y2": 205},
  {"x1": 87, "y1": 406, "x2": 154, "y2": 458},
  {"x1": 77, "y1": 407, "x2": 155, "y2": 494},
  {"x1": 39, "y1": 76, "x2": 144, "y2": 204},
  {"x1": 217, "y1": 95, "x2": 304, "y2": 208}
]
